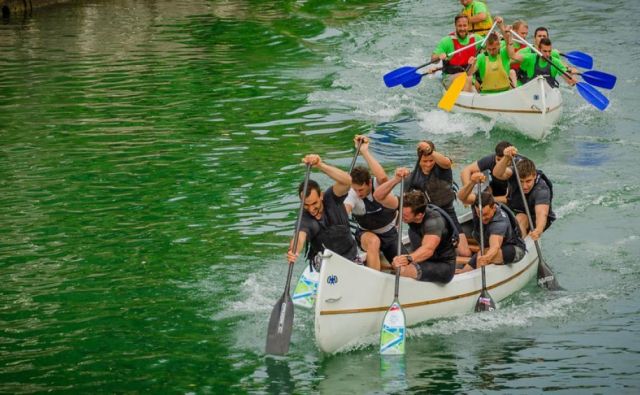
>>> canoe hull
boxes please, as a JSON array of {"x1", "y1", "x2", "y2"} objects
[
  {"x1": 314, "y1": 217, "x2": 539, "y2": 353},
  {"x1": 451, "y1": 76, "x2": 563, "y2": 140}
]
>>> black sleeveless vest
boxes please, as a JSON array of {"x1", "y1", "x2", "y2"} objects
[
  {"x1": 521, "y1": 55, "x2": 559, "y2": 88},
  {"x1": 407, "y1": 162, "x2": 456, "y2": 208},
  {"x1": 352, "y1": 182, "x2": 397, "y2": 231}
]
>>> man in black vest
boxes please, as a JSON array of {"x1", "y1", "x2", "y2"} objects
[
  {"x1": 458, "y1": 140, "x2": 513, "y2": 204},
  {"x1": 493, "y1": 146, "x2": 556, "y2": 240},
  {"x1": 457, "y1": 178, "x2": 526, "y2": 273},
  {"x1": 401, "y1": 140, "x2": 471, "y2": 258},
  {"x1": 344, "y1": 135, "x2": 401, "y2": 271},
  {"x1": 287, "y1": 154, "x2": 358, "y2": 264},
  {"x1": 375, "y1": 172, "x2": 457, "y2": 283}
]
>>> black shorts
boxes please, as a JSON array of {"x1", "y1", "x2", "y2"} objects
[
  {"x1": 413, "y1": 259, "x2": 455, "y2": 283},
  {"x1": 355, "y1": 227, "x2": 406, "y2": 263},
  {"x1": 468, "y1": 244, "x2": 526, "y2": 268}
]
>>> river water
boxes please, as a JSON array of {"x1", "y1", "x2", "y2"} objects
[{"x1": 1, "y1": 0, "x2": 639, "y2": 393}]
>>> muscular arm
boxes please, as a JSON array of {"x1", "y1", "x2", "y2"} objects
[
  {"x1": 492, "y1": 154, "x2": 513, "y2": 180},
  {"x1": 459, "y1": 162, "x2": 480, "y2": 203},
  {"x1": 432, "y1": 151, "x2": 452, "y2": 169},
  {"x1": 532, "y1": 204, "x2": 550, "y2": 238},
  {"x1": 360, "y1": 144, "x2": 388, "y2": 184},
  {"x1": 287, "y1": 231, "x2": 308, "y2": 263},
  {"x1": 373, "y1": 174, "x2": 402, "y2": 209},
  {"x1": 431, "y1": 36, "x2": 451, "y2": 62},
  {"x1": 460, "y1": 162, "x2": 481, "y2": 186},
  {"x1": 505, "y1": 28, "x2": 524, "y2": 63},
  {"x1": 457, "y1": 176, "x2": 477, "y2": 205},
  {"x1": 318, "y1": 162, "x2": 352, "y2": 197},
  {"x1": 468, "y1": 12, "x2": 486, "y2": 24},
  {"x1": 478, "y1": 234, "x2": 503, "y2": 265},
  {"x1": 410, "y1": 234, "x2": 440, "y2": 262}
]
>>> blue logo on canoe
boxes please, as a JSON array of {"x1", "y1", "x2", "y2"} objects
[{"x1": 327, "y1": 275, "x2": 338, "y2": 285}]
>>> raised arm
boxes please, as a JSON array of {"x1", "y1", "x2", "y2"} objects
[
  {"x1": 504, "y1": 25, "x2": 524, "y2": 63},
  {"x1": 356, "y1": 135, "x2": 388, "y2": 184},
  {"x1": 458, "y1": 171, "x2": 486, "y2": 205},
  {"x1": 302, "y1": 154, "x2": 352, "y2": 197},
  {"x1": 492, "y1": 146, "x2": 517, "y2": 180},
  {"x1": 418, "y1": 141, "x2": 452, "y2": 169},
  {"x1": 373, "y1": 167, "x2": 409, "y2": 208},
  {"x1": 460, "y1": 161, "x2": 481, "y2": 189}
]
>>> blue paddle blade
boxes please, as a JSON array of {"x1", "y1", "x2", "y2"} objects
[
  {"x1": 401, "y1": 71, "x2": 423, "y2": 88},
  {"x1": 562, "y1": 51, "x2": 593, "y2": 69},
  {"x1": 581, "y1": 70, "x2": 617, "y2": 90},
  {"x1": 576, "y1": 82, "x2": 609, "y2": 111},
  {"x1": 383, "y1": 66, "x2": 417, "y2": 88}
]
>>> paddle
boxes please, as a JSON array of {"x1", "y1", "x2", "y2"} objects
[
  {"x1": 348, "y1": 139, "x2": 363, "y2": 172},
  {"x1": 265, "y1": 163, "x2": 312, "y2": 355},
  {"x1": 380, "y1": 178, "x2": 406, "y2": 355},
  {"x1": 576, "y1": 70, "x2": 617, "y2": 90},
  {"x1": 474, "y1": 183, "x2": 496, "y2": 312},
  {"x1": 510, "y1": 157, "x2": 561, "y2": 291},
  {"x1": 292, "y1": 140, "x2": 363, "y2": 309},
  {"x1": 510, "y1": 31, "x2": 611, "y2": 111},
  {"x1": 560, "y1": 51, "x2": 593, "y2": 70},
  {"x1": 401, "y1": 67, "x2": 443, "y2": 88},
  {"x1": 437, "y1": 20, "x2": 499, "y2": 112},
  {"x1": 383, "y1": 39, "x2": 481, "y2": 88},
  {"x1": 513, "y1": 38, "x2": 593, "y2": 70},
  {"x1": 437, "y1": 71, "x2": 468, "y2": 111}
]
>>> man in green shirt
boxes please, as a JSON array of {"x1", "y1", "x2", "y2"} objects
[
  {"x1": 506, "y1": 27, "x2": 577, "y2": 87},
  {"x1": 463, "y1": 17, "x2": 510, "y2": 94},
  {"x1": 515, "y1": 27, "x2": 577, "y2": 76},
  {"x1": 431, "y1": 14, "x2": 484, "y2": 88}
]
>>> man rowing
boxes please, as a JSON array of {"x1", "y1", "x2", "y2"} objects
[
  {"x1": 459, "y1": 0, "x2": 494, "y2": 36},
  {"x1": 376, "y1": 173, "x2": 457, "y2": 283},
  {"x1": 506, "y1": 26, "x2": 578, "y2": 87},
  {"x1": 344, "y1": 135, "x2": 403, "y2": 271},
  {"x1": 380, "y1": 140, "x2": 471, "y2": 258},
  {"x1": 456, "y1": 176, "x2": 526, "y2": 273},
  {"x1": 287, "y1": 154, "x2": 358, "y2": 265},
  {"x1": 493, "y1": 146, "x2": 556, "y2": 240},
  {"x1": 464, "y1": 17, "x2": 511, "y2": 93},
  {"x1": 431, "y1": 14, "x2": 484, "y2": 88},
  {"x1": 458, "y1": 140, "x2": 513, "y2": 204},
  {"x1": 508, "y1": 20, "x2": 529, "y2": 87}
]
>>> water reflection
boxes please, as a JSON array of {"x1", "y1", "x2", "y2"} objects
[
  {"x1": 380, "y1": 355, "x2": 408, "y2": 393},
  {"x1": 567, "y1": 141, "x2": 609, "y2": 166},
  {"x1": 264, "y1": 357, "x2": 295, "y2": 395}
]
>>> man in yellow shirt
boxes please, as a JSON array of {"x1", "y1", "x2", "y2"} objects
[{"x1": 460, "y1": 0, "x2": 493, "y2": 36}]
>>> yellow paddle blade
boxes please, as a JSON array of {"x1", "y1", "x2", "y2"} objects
[{"x1": 438, "y1": 73, "x2": 467, "y2": 112}]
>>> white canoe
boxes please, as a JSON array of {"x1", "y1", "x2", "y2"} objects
[
  {"x1": 450, "y1": 76, "x2": 562, "y2": 140},
  {"x1": 314, "y1": 211, "x2": 540, "y2": 353}
]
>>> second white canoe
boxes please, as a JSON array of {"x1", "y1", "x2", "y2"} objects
[{"x1": 450, "y1": 76, "x2": 563, "y2": 140}]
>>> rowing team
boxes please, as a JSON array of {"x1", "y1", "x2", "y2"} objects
[
  {"x1": 286, "y1": 135, "x2": 555, "y2": 284},
  {"x1": 434, "y1": 14, "x2": 578, "y2": 93}
]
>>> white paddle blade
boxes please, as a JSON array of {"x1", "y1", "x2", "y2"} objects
[
  {"x1": 292, "y1": 265, "x2": 319, "y2": 309},
  {"x1": 380, "y1": 302, "x2": 406, "y2": 355}
]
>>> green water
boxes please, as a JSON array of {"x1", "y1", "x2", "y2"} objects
[{"x1": 1, "y1": 0, "x2": 639, "y2": 393}]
